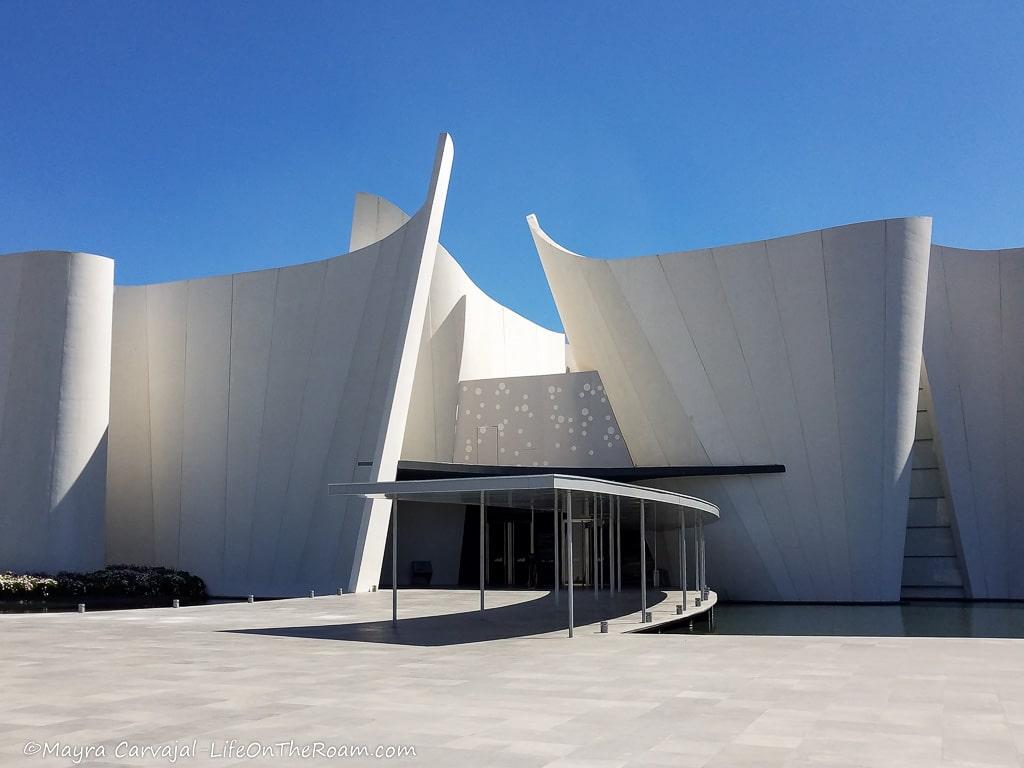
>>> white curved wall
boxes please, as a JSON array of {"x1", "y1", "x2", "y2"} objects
[
  {"x1": 531, "y1": 216, "x2": 932, "y2": 601},
  {"x1": 923, "y1": 244, "x2": 1024, "y2": 599},
  {"x1": 0, "y1": 250, "x2": 113, "y2": 573},
  {"x1": 349, "y1": 193, "x2": 566, "y2": 463},
  {"x1": 106, "y1": 135, "x2": 453, "y2": 596}
]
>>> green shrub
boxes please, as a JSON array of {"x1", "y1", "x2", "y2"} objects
[{"x1": 0, "y1": 565, "x2": 207, "y2": 601}]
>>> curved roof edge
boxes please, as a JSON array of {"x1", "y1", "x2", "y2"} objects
[
  {"x1": 528, "y1": 213, "x2": 936, "y2": 264},
  {"x1": 932, "y1": 243, "x2": 1024, "y2": 256}
]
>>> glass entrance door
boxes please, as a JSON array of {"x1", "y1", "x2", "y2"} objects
[{"x1": 485, "y1": 515, "x2": 533, "y2": 587}]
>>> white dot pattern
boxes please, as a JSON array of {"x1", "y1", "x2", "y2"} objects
[{"x1": 453, "y1": 371, "x2": 629, "y2": 468}]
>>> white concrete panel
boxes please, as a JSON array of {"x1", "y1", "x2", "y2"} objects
[
  {"x1": 0, "y1": 253, "x2": 68, "y2": 569},
  {"x1": 1001, "y1": 251, "x2": 1024, "y2": 595},
  {"x1": 0, "y1": 254, "x2": 25, "y2": 424},
  {"x1": 765, "y1": 232, "x2": 852, "y2": 599},
  {"x1": 349, "y1": 191, "x2": 410, "y2": 252},
  {"x1": 880, "y1": 218, "x2": 931, "y2": 594},
  {"x1": 608, "y1": 256, "x2": 718, "y2": 465},
  {"x1": 145, "y1": 281, "x2": 188, "y2": 569},
  {"x1": 0, "y1": 251, "x2": 112, "y2": 574},
  {"x1": 106, "y1": 287, "x2": 153, "y2": 565},
  {"x1": 275, "y1": 250, "x2": 376, "y2": 588},
  {"x1": 246, "y1": 260, "x2": 326, "y2": 595},
  {"x1": 49, "y1": 253, "x2": 113, "y2": 570},
  {"x1": 921, "y1": 260, "x2": 984, "y2": 594},
  {"x1": 924, "y1": 244, "x2": 1024, "y2": 598},
  {"x1": 713, "y1": 241, "x2": 834, "y2": 599},
  {"x1": 821, "y1": 222, "x2": 889, "y2": 600},
  {"x1": 178, "y1": 276, "x2": 232, "y2": 584},
  {"x1": 661, "y1": 247, "x2": 813, "y2": 599},
  {"x1": 943, "y1": 247, "x2": 1004, "y2": 596},
  {"x1": 221, "y1": 270, "x2": 276, "y2": 594}
]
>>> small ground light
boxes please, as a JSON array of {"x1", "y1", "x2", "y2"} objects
[
  {"x1": 600, "y1": 620, "x2": 608, "y2": 633},
  {"x1": 644, "y1": 611, "x2": 652, "y2": 623},
  {"x1": 247, "y1": 595, "x2": 254, "y2": 603},
  {"x1": 77, "y1": 603, "x2": 85, "y2": 613},
  {"x1": 337, "y1": 587, "x2": 344, "y2": 595},
  {"x1": 676, "y1": 605, "x2": 683, "y2": 615},
  {"x1": 172, "y1": 599, "x2": 179, "y2": 608},
  {"x1": 309, "y1": 590, "x2": 315, "y2": 598}
]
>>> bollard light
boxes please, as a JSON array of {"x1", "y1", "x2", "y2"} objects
[
  {"x1": 370, "y1": 585, "x2": 377, "y2": 592},
  {"x1": 247, "y1": 595, "x2": 255, "y2": 604},
  {"x1": 676, "y1": 604, "x2": 683, "y2": 615},
  {"x1": 172, "y1": 599, "x2": 180, "y2": 608},
  {"x1": 337, "y1": 587, "x2": 344, "y2": 596},
  {"x1": 309, "y1": 590, "x2": 315, "y2": 598},
  {"x1": 600, "y1": 620, "x2": 609, "y2": 633},
  {"x1": 695, "y1": 597, "x2": 702, "y2": 607},
  {"x1": 644, "y1": 611, "x2": 652, "y2": 623},
  {"x1": 77, "y1": 603, "x2": 85, "y2": 613}
]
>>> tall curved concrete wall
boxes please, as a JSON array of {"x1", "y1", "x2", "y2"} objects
[
  {"x1": 0, "y1": 250, "x2": 113, "y2": 573},
  {"x1": 106, "y1": 135, "x2": 454, "y2": 596},
  {"x1": 349, "y1": 194, "x2": 566, "y2": 463},
  {"x1": 923, "y1": 245, "x2": 1024, "y2": 599},
  {"x1": 530, "y1": 216, "x2": 932, "y2": 601}
]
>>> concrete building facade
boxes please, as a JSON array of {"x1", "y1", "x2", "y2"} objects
[{"x1": 1, "y1": 134, "x2": 1020, "y2": 601}]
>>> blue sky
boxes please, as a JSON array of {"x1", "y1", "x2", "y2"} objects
[{"x1": 2, "y1": 1, "x2": 1022, "y2": 331}]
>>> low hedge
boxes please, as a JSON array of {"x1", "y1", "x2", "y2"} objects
[{"x1": 0, "y1": 564, "x2": 207, "y2": 601}]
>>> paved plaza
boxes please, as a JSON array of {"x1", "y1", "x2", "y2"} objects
[{"x1": 3, "y1": 589, "x2": 1024, "y2": 767}]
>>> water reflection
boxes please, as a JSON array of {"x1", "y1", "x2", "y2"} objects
[{"x1": 670, "y1": 601, "x2": 1024, "y2": 638}]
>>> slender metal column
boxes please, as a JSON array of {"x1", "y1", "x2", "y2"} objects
[
  {"x1": 566, "y1": 491, "x2": 574, "y2": 638},
  {"x1": 479, "y1": 491, "x2": 485, "y2": 613},
  {"x1": 700, "y1": 514, "x2": 708, "y2": 598},
  {"x1": 677, "y1": 506, "x2": 683, "y2": 611},
  {"x1": 691, "y1": 509, "x2": 699, "y2": 602},
  {"x1": 616, "y1": 497, "x2": 622, "y2": 592},
  {"x1": 640, "y1": 500, "x2": 647, "y2": 622},
  {"x1": 553, "y1": 490, "x2": 560, "y2": 604},
  {"x1": 681, "y1": 508, "x2": 688, "y2": 610},
  {"x1": 652, "y1": 505, "x2": 657, "y2": 589},
  {"x1": 592, "y1": 496, "x2": 598, "y2": 596},
  {"x1": 392, "y1": 500, "x2": 398, "y2": 628},
  {"x1": 605, "y1": 497, "x2": 611, "y2": 592},
  {"x1": 607, "y1": 496, "x2": 614, "y2": 593}
]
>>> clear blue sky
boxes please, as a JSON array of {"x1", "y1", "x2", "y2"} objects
[{"x1": 2, "y1": 1, "x2": 1022, "y2": 331}]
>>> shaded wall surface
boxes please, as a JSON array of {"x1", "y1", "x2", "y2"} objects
[
  {"x1": 0, "y1": 250, "x2": 113, "y2": 573},
  {"x1": 923, "y1": 245, "x2": 1024, "y2": 599},
  {"x1": 106, "y1": 136, "x2": 454, "y2": 596},
  {"x1": 532, "y1": 216, "x2": 933, "y2": 602}
]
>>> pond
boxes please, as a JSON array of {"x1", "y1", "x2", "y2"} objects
[{"x1": 662, "y1": 600, "x2": 1024, "y2": 639}]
